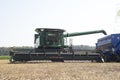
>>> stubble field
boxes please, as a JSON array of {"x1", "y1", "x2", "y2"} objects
[{"x1": 0, "y1": 60, "x2": 120, "y2": 80}]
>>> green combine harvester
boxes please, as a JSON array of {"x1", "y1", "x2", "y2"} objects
[{"x1": 9, "y1": 28, "x2": 107, "y2": 63}]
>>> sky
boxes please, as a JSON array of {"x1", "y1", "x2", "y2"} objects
[{"x1": 0, "y1": 0, "x2": 120, "y2": 47}]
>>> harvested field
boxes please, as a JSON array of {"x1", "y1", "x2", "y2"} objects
[{"x1": 0, "y1": 60, "x2": 120, "y2": 80}]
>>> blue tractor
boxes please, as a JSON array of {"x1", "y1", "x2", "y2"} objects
[{"x1": 96, "y1": 34, "x2": 120, "y2": 62}]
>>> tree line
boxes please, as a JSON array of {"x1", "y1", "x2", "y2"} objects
[
  {"x1": 0, "y1": 46, "x2": 33, "y2": 56},
  {"x1": 0, "y1": 45, "x2": 95, "y2": 56}
]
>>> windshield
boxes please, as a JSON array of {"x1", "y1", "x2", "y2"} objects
[{"x1": 46, "y1": 31, "x2": 61, "y2": 46}]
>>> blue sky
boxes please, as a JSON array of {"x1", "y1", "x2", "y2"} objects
[{"x1": 0, "y1": 0, "x2": 120, "y2": 47}]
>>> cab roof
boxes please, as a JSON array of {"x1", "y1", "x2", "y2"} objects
[{"x1": 35, "y1": 28, "x2": 65, "y2": 33}]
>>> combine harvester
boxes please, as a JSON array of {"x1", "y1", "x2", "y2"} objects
[
  {"x1": 9, "y1": 28, "x2": 107, "y2": 63},
  {"x1": 96, "y1": 34, "x2": 120, "y2": 62}
]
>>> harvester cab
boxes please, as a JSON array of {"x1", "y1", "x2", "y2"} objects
[{"x1": 34, "y1": 28, "x2": 65, "y2": 53}]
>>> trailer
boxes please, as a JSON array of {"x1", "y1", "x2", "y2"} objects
[
  {"x1": 9, "y1": 28, "x2": 107, "y2": 63},
  {"x1": 96, "y1": 34, "x2": 120, "y2": 62}
]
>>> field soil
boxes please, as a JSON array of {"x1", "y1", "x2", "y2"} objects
[{"x1": 0, "y1": 60, "x2": 120, "y2": 80}]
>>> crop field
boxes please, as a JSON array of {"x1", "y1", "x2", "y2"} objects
[{"x1": 0, "y1": 60, "x2": 120, "y2": 80}]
